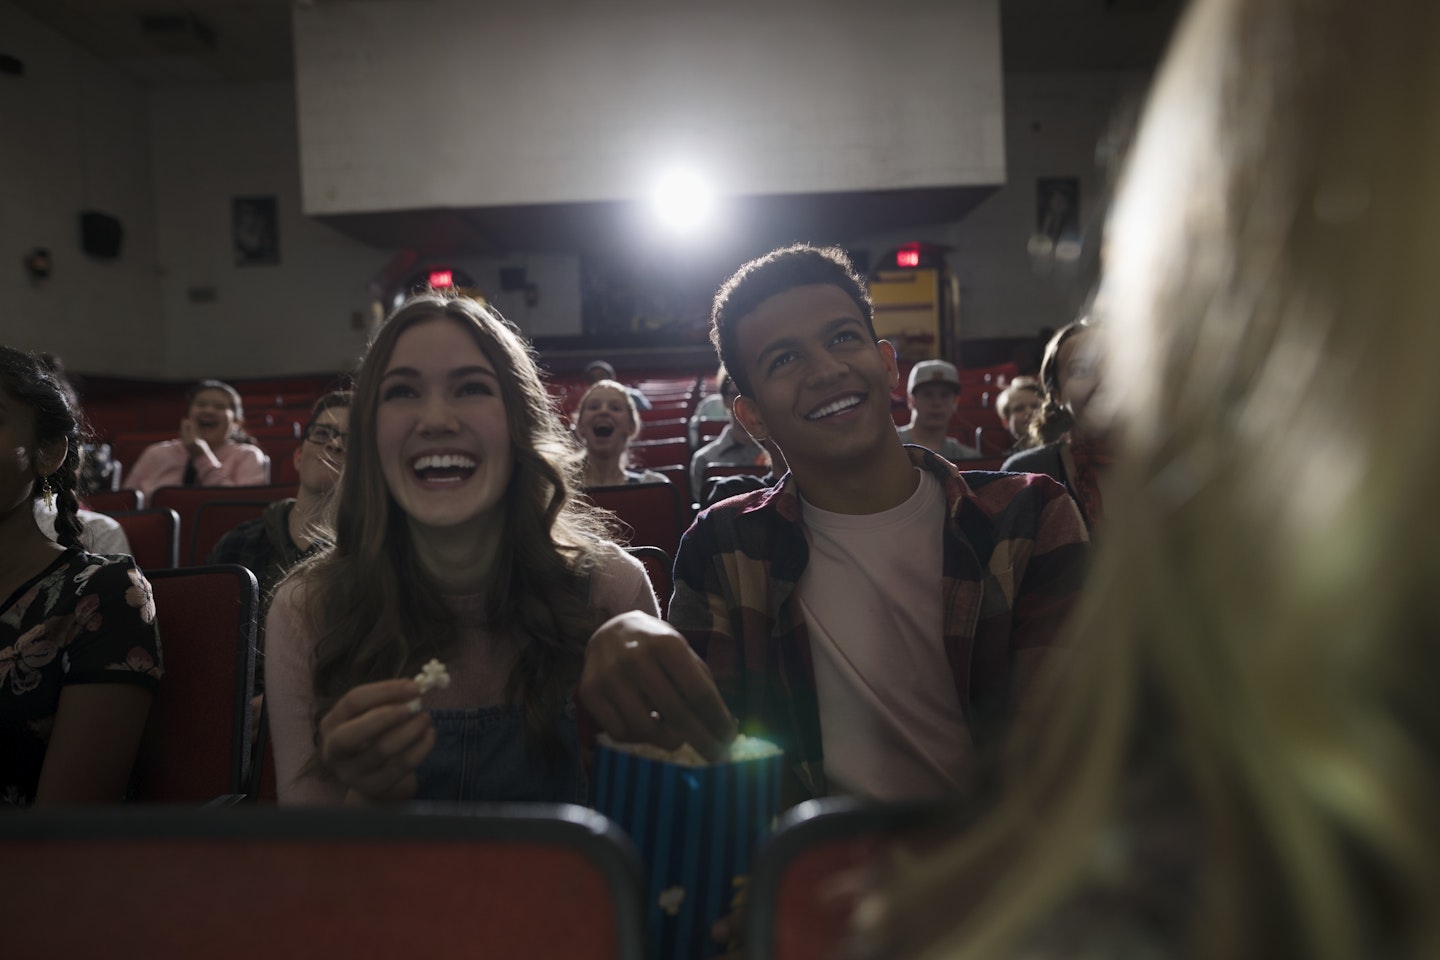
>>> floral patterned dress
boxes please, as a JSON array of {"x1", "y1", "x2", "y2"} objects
[{"x1": 0, "y1": 548, "x2": 163, "y2": 807}]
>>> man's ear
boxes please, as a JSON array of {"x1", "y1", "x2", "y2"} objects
[
  {"x1": 732, "y1": 396, "x2": 768, "y2": 442},
  {"x1": 36, "y1": 437, "x2": 68, "y2": 480},
  {"x1": 877, "y1": 340, "x2": 901, "y2": 390}
]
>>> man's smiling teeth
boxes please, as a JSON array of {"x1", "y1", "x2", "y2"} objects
[
  {"x1": 806, "y1": 395, "x2": 864, "y2": 420},
  {"x1": 412, "y1": 453, "x2": 476, "y2": 471}
]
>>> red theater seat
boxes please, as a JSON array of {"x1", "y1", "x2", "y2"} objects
[
  {"x1": 151, "y1": 485, "x2": 298, "y2": 551},
  {"x1": 587, "y1": 481, "x2": 684, "y2": 559},
  {"x1": 0, "y1": 805, "x2": 645, "y2": 960},
  {"x1": 110, "y1": 509, "x2": 180, "y2": 571},
  {"x1": 188, "y1": 500, "x2": 271, "y2": 566},
  {"x1": 131, "y1": 565, "x2": 258, "y2": 803},
  {"x1": 748, "y1": 798, "x2": 958, "y2": 960},
  {"x1": 627, "y1": 438, "x2": 690, "y2": 471}
]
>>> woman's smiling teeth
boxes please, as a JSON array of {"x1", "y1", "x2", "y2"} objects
[
  {"x1": 806, "y1": 394, "x2": 865, "y2": 420},
  {"x1": 411, "y1": 452, "x2": 477, "y2": 483}
]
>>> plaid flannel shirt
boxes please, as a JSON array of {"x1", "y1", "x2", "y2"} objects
[{"x1": 669, "y1": 445, "x2": 1089, "y2": 800}]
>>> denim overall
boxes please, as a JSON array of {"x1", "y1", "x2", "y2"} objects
[{"x1": 414, "y1": 698, "x2": 587, "y2": 804}]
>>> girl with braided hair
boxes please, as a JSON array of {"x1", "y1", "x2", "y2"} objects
[{"x1": 0, "y1": 347, "x2": 162, "y2": 806}]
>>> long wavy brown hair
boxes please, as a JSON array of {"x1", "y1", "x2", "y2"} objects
[{"x1": 292, "y1": 293, "x2": 610, "y2": 761}]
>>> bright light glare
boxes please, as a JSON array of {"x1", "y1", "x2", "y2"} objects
[{"x1": 651, "y1": 168, "x2": 715, "y2": 233}]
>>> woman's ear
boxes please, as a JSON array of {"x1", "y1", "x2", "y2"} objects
[{"x1": 36, "y1": 437, "x2": 68, "y2": 480}]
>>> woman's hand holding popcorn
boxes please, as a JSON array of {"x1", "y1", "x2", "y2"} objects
[{"x1": 319, "y1": 678, "x2": 436, "y2": 804}]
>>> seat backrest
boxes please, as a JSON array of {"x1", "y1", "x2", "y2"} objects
[
  {"x1": 624, "y1": 545, "x2": 673, "y2": 618},
  {"x1": 110, "y1": 508, "x2": 180, "y2": 571},
  {"x1": 151, "y1": 485, "x2": 298, "y2": 548},
  {"x1": 0, "y1": 805, "x2": 645, "y2": 960},
  {"x1": 587, "y1": 481, "x2": 683, "y2": 559},
  {"x1": 747, "y1": 797, "x2": 959, "y2": 960},
  {"x1": 651, "y1": 464, "x2": 693, "y2": 520},
  {"x1": 634, "y1": 417, "x2": 688, "y2": 440},
  {"x1": 84, "y1": 488, "x2": 143, "y2": 514},
  {"x1": 627, "y1": 437, "x2": 690, "y2": 471},
  {"x1": 189, "y1": 500, "x2": 271, "y2": 566},
  {"x1": 131, "y1": 565, "x2": 258, "y2": 802}
]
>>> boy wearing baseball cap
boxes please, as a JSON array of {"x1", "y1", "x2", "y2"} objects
[{"x1": 898, "y1": 359, "x2": 979, "y2": 461}]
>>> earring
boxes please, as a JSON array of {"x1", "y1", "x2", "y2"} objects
[{"x1": 41, "y1": 477, "x2": 55, "y2": 510}]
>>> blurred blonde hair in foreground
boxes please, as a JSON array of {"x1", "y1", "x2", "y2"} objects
[{"x1": 863, "y1": 0, "x2": 1440, "y2": 958}]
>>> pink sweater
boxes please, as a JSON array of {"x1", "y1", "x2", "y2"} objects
[
  {"x1": 126, "y1": 439, "x2": 268, "y2": 499},
  {"x1": 265, "y1": 541, "x2": 660, "y2": 805}
]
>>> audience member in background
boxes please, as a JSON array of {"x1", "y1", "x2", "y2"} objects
[
  {"x1": 703, "y1": 438, "x2": 789, "y2": 508},
  {"x1": 687, "y1": 366, "x2": 731, "y2": 448},
  {"x1": 583, "y1": 359, "x2": 651, "y2": 411},
  {"x1": 864, "y1": 1, "x2": 1440, "y2": 958},
  {"x1": 266, "y1": 294, "x2": 658, "y2": 805},
  {"x1": 1002, "y1": 320, "x2": 1110, "y2": 531},
  {"x1": 0, "y1": 347, "x2": 161, "y2": 807},
  {"x1": 995, "y1": 375, "x2": 1042, "y2": 454},
  {"x1": 583, "y1": 245, "x2": 1089, "y2": 808},
  {"x1": 573, "y1": 379, "x2": 668, "y2": 487},
  {"x1": 207, "y1": 391, "x2": 351, "y2": 712},
  {"x1": 35, "y1": 353, "x2": 118, "y2": 496},
  {"x1": 896, "y1": 360, "x2": 979, "y2": 461},
  {"x1": 126, "y1": 379, "x2": 268, "y2": 498},
  {"x1": 688, "y1": 370, "x2": 764, "y2": 499}
]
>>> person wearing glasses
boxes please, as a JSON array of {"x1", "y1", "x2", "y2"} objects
[{"x1": 207, "y1": 391, "x2": 351, "y2": 705}]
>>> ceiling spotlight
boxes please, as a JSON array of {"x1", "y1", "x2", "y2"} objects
[{"x1": 651, "y1": 168, "x2": 715, "y2": 233}]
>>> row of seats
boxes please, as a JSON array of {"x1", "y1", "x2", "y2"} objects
[
  {"x1": 85, "y1": 485, "x2": 298, "y2": 570},
  {"x1": 0, "y1": 796, "x2": 944, "y2": 960}
]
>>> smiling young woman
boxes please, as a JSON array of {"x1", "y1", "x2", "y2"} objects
[
  {"x1": 263, "y1": 293, "x2": 660, "y2": 805},
  {"x1": 125, "y1": 379, "x2": 267, "y2": 498},
  {"x1": 573, "y1": 379, "x2": 668, "y2": 488}
]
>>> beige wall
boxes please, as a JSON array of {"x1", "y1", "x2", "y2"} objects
[{"x1": 0, "y1": 2, "x2": 163, "y2": 376}]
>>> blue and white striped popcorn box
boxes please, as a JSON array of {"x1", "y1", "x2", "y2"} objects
[{"x1": 594, "y1": 737, "x2": 783, "y2": 960}]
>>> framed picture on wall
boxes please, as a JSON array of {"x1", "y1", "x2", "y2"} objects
[{"x1": 233, "y1": 195, "x2": 279, "y2": 265}]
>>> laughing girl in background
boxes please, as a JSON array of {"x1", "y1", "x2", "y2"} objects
[
  {"x1": 126, "y1": 379, "x2": 268, "y2": 498},
  {"x1": 574, "y1": 379, "x2": 669, "y2": 488},
  {"x1": 265, "y1": 294, "x2": 659, "y2": 805},
  {"x1": 0, "y1": 347, "x2": 161, "y2": 807}
]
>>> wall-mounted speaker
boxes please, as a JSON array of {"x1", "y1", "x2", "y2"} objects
[{"x1": 80, "y1": 211, "x2": 124, "y2": 259}]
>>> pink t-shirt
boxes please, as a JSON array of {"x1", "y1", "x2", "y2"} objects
[
  {"x1": 126, "y1": 438, "x2": 269, "y2": 498},
  {"x1": 265, "y1": 541, "x2": 659, "y2": 805},
  {"x1": 798, "y1": 469, "x2": 974, "y2": 800}
]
